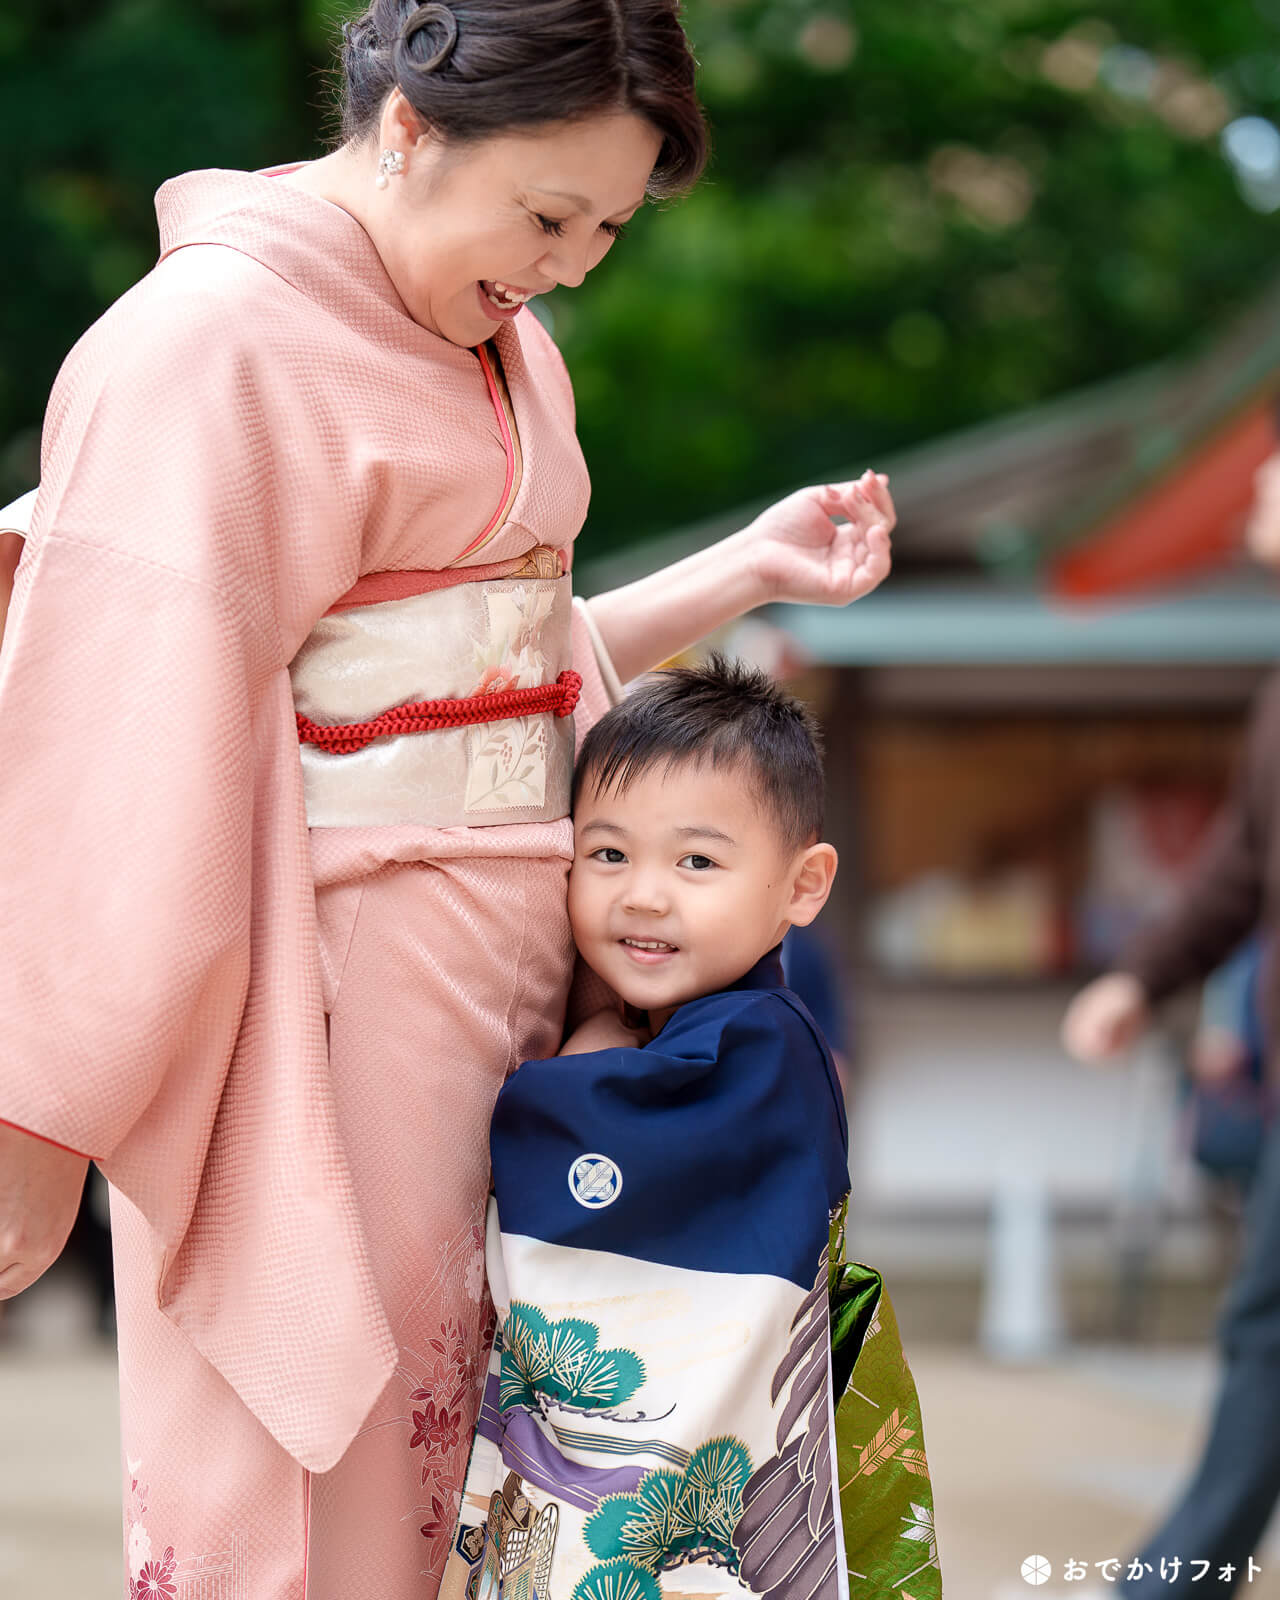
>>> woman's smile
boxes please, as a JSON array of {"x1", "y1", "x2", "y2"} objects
[
  {"x1": 475, "y1": 281, "x2": 530, "y2": 321},
  {"x1": 480, "y1": 279, "x2": 539, "y2": 307}
]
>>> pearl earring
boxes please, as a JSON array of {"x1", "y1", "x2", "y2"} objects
[{"x1": 375, "y1": 149, "x2": 406, "y2": 189}]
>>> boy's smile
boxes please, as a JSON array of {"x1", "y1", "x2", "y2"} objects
[{"x1": 568, "y1": 759, "x2": 834, "y2": 1025}]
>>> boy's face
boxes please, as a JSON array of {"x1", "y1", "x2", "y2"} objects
[{"x1": 568, "y1": 758, "x2": 836, "y2": 1022}]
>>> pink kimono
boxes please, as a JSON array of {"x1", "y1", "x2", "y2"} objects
[{"x1": 0, "y1": 167, "x2": 621, "y2": 1600}]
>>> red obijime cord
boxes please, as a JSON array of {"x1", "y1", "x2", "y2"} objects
[{"x1": 296, "y1": 670, "x2": 582, "y2": 756}]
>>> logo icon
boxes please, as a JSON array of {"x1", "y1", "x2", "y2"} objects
[
  {"x1": 1021, "y1": 1555, "x2": 1052, "y2": 1587},
  {"x1": 569, "y1": 1154, "x2": 622, "y2": 1210}
]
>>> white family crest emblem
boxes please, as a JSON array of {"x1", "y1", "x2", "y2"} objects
[{"x1": 568, "y1": 1154, "x2": 622, "y2": 1210}]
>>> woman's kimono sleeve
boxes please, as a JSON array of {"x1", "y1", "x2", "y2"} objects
[
  {"x1": 0, "y1": 278, "x2": 396, "y2": 1471},
  {"x1": 0, "y1": 533, "x2": 267, "y2": 1161}
]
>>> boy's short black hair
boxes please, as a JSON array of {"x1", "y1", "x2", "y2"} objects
[{"x1": 572, "y1": 653, "x2": 825, "y2": 850}]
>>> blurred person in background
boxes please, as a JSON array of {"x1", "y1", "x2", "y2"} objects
[
  {"x1": 1185, "y1": 936, "x2": 1272, "y2": 1197},
  {"x1": 1062, "y1": 446, "x2": 1280, "y2": 1597}
]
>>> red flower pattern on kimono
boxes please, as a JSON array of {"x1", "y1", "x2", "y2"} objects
[
  {"x1": 131, "y1": 1546, "x2": 177, "y2": 1600},
  {"x1": 407, "y1": 1213, "x2": 498, "y2": 1580},
  {"x1": 420, "y1": 1490, "x2": 455, "y2": 1544},
  {"x1": 411, "y1": 1314, "x2": 490, "y2": 1418},
  {"x1": 417, "y1": 1477, "x2": 464, "y2": 1579},
  {"x1": 409, "y1": 1397, "x2": 463, "y2": 1457}
]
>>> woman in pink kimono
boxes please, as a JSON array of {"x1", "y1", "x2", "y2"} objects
[{"x1": 0, "y1": 3, "x2": 894, "y2": 1597}]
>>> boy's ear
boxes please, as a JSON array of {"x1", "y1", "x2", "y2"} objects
[{"x1": 786, "y1": 842, "x2": 838, "y2": 928}]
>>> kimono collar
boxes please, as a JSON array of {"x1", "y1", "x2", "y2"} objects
[
  {"x1": 724, "y1": 945, "x2": 786, "y2": 995},
  {"x1": 152, "y1": 163, "x2": 524, "y2": 373},
  {"x1": 644, "y1": 946, "x2": 785, "y2": 1038}
]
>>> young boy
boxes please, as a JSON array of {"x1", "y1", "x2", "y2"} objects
[{"x1": 441, "y1": 658, "x2": 938, "y2": 1600}]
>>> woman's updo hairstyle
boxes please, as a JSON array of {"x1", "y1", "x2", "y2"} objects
[{"x1": 339, "y1": 0, "x2": 708, "y2": 199}]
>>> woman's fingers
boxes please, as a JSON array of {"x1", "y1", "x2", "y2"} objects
[
  {"x1": 847, "y1": 472, "x2": 894, "y2": 527},
  {"x1": 819, "y1": 471, "x2": 893, "y2": 532},
  {"x1": 866, "y1": 474, "x2": 895, "y2": 524}
]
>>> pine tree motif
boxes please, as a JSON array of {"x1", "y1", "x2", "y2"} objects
[
  {"x1": 584, "y1": 1437, "x2": 753, "y2": 1574},
  {"x1": 500, "y1": 1304, "x2": 645, "y2": 1413},
  {"x1": 586, "y1": 1473, "x2": 685, "y2": 1573},
  {"x1": 571, "y1": 1556, "x2": 663, "y2": 1600}
]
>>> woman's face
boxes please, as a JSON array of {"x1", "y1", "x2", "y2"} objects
[{"x1": 366, "y1": 95, "x2": 663, "y2": 346}]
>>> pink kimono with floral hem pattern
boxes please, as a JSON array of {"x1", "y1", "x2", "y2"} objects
[{"x1": 0, "y1": 166, "x2": 617, "y2": 1600}]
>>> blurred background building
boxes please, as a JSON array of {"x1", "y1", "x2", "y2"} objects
[{"x1": 7, "y1": 1, "x2": 1280, "y2": 1596}]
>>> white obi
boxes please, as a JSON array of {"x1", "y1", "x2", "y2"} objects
[{"x1": 290, "y1": 573, "x2": 575, "y2": 829}]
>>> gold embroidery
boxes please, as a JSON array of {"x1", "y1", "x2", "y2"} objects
[{"x1": 507, "y1": 546, "x2": 564, "y2": 580}]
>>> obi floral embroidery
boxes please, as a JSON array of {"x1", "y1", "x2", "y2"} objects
[{"x1": 463, "y1": 585, "x2": 561, "y2": 814}]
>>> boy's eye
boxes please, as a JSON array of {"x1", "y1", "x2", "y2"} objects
[
  {"x1": 678, "y1": 853, "x2": 717, "y2": 871},
  {"x1": 591, "y1": 846, "x2": 627, "y2": 864}
]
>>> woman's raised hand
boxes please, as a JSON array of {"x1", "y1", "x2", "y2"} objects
[
  {"x1": 0, "y1": 1122, "x2": 88, "y2": 1300},
  {"x1": 742, "y1": 470, "x2": 894, "y2": 608},
  {"x1": 586, "y1": 469, "x2": 894, "y2": 683}
]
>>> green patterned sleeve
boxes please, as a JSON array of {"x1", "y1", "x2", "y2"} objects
[{"x1": 831, "y1": 1204, "x2": 942, "y2": 1598}]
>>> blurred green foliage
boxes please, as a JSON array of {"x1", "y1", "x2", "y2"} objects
[{"x1": 2, "y1": 0, "x2": 1279, "y2": 552}]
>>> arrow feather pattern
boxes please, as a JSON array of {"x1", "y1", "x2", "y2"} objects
[
  {"x1": 736, "y1": 1446, "x2": 839, "y2": 1600},
  {"x1": 769, "y1": 1279, "x2": 828, "y2": 1403},
  {"x1": 848, "y1": 1409, "x2": 913, "y2": 1481},
  {"x1": 737, "y1": 1442, "x2": 812, "y2": 1577},
  {"x1": 744, "y1": 1490, "x2": 822, "y2": 1587},
  {"x1": 805, "y1": 1424, "x2": 831, "y2": 1535},
  {"x1": 732, "y1": 1251, "x2": 840, "y2": 1600},
  {"x1": 737, "y1": 1441, "x2": 800, "y2": 1537},
  {"x1": 860, "y1": 1412, "x2": 896, "y2": 1458},
  {"x1": 798, "y1": 1383, "x2": 827, "y2": 1482},
  {"x1": 775, "y1": 1333, "x2": 829, "y2": 1446},
  {"x1": 790, "y1": 1276, "x2": 826, "y2": 1335},
  {"x1": 783, "y1": 1535, "x2": 840, "y2": 1599}
]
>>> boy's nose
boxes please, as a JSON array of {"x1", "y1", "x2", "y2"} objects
[{"x1": 623, "y1": 877, "x2": 669, "y2": 914}]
